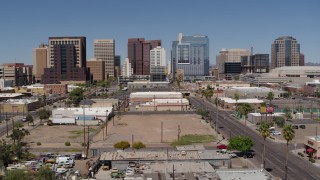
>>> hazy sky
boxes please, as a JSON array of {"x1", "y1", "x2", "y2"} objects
[{"x1": 0, "y1": 0, "x2": 319, "y2": 65}]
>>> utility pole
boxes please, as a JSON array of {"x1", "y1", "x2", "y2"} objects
[
  {"x1": 161, "y1": 121, "x2": 163, "y2": 143},
  {"x1": 172, "y1": 164, "x2": 175, "y2": 180},
  {"x1": 105, "y1": 110, "x2": 108, "y2": 136},
  {"x1": 177, "y1": 125, "x2": 181, "y2": 142},
  {"x1": 131, "y1": 134, "x2": 134, "y2": 149},
  {"x1": 86, "y1": 125, "x2": 90, "y2": 158},
  {"x1": 83, "y1": 103, "x2": 86, "y2": 151},
  {"x1": 216, "y1": 92, "x2": 219, "y2": 135}
]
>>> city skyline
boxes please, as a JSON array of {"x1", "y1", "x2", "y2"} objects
[{"x1": 0, "y1": 0, "x2": 319, "y2": 65}]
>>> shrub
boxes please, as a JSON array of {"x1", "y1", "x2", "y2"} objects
[
  {"x1": 113, "y1": 141, "x2": 130, "y2": 150},
  {"x1": 298, "y1": 152, "x2": 304, "y2": 157},
  {"x1": 65, "y1": 142, "x2": 71, "y2": 146},
  {"x1": 309, "y1": 158, "x2": 315, "y2": 163},
  {"x1": 36, "y1": 142, "x2": 42, "y2": 146},
  {"x1": 132, "y1": 141, "x2": 146, "y2": 149}
]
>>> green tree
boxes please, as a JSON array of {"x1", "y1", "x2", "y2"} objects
[
  {"x1": 283, "y1": 106, "x2": 292, "y2": 120},
  {"x1": 38, "y1": 109, "x2": 50, "y2": 125},
  {"x1": 26, "y1": 114, "x2": 34, "y2": 126},
  {"x1": 113, "y1": 141, "x2": 130, "y2": 150},
  {"x1": 68, "y1": 87, "x2": 84, "y2": 107},
  {"x1": 282, "y1": 92, "x2": 291, "y2": 98},
  {"x1": 0, "y1": 139, "x2": 12, "y2": 167},
  {"x1": 132, "y1": 141, "x2": 146, "y2": 149},
  {"x1": 228, "y1": 136, "x2": 254, "y2": 152},
  {"x1": 36, "y1": 166, "x2": 54, "y2": 180},
  {"x1": 283, "y1": 125, "x2": 295, "y2": 180},
  {"x1": 259, "y1": 122, "x2": 270, "y2": 168},
  {"x1": 3, "y1": 169, "x2": 30, "y2": 180},
  {"x1": 266, "y1": 92, "x2": 274, "y2": 105},
  {"x1": 237, "y1": 103, "x2": 254, "y2": 125},
  {"x1": 274, "y1": 117, "x2": 285, "y2": 128},
  {"x1": 10, "y1": 128, "x2": 30, "y2": 145},
  {"x1": 233, "y1": 92, "x2": 240, "y2": 107}
]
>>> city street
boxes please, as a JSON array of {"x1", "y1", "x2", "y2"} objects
[{"x1": 190, "y1": 96, "x2": 320, "y2": 180}]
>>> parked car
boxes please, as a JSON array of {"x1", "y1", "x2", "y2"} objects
[
  {"x1": 292, "y1": 125, "x2": 299, "y2": 129},
  {"x1": 217, "y1": 144, "x2": 228, "y2": 149},
  {"x1": 272, "y1": 131, "x2": 281, "y2": 135},
  {"x1": 21, "y1": 117, "x2": 27, "y2": 122},
  {"x1": 299, "y1": 125, "x2": 306, "y2": 129},
  {"x1": 236, "y1": 151, "x2": 254, "y2": 158}
]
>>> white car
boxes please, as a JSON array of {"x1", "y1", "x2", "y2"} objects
[{"x1": 272, "y1": 131, "x2": 281, "y2": 135}]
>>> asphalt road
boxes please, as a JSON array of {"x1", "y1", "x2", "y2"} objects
[{"x1": 190, "y1": 96, "x2": 320, "y2": 180}]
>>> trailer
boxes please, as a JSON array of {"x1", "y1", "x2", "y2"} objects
[{"x1": 52, "y1": 118, "x2": 76, "y2": 125}]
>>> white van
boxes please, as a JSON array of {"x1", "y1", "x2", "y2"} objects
[{"x1": 56, "y1": 157, "x2": 74, "y2": 166}]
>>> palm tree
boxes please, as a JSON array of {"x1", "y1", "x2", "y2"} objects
[
  {"x1": 237, "y1": 103, "x2": 254, "y2": 126},
  {"x1": 283, "y1": 125, "x2": 295, "y2": 180},
  {"x1": 259, "y1": 122, "x2": 270, "y2": 168},
  {"x1": 233, "y1": 92, "x2": 240, "y2": 111}
]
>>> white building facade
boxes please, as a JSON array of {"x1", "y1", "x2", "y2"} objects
[{"x1": 121, "y1": 58, "x2": 133, "y2": 77}]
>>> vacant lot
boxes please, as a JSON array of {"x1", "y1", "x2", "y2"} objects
[
  {"x1": 91, "y1": 114, "x2": 215, "y2": 147},
  {"x1": 24, "y1": 125, "x2": 99, "y2": 149}
]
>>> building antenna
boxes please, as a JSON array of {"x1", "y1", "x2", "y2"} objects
[{"x1": 251, "y1": 46, "x2": 253, "y2": 55}]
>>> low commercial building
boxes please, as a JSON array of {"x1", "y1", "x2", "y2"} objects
[
  {"x1": 15, "y1": 84, "x2": 45, "y2": 95},
  {"x1": 224, "y1": 87, "x2": 284, "y2": 99},
  {"x1": 44, "y1": 84, "x2": 68, "y2": 95},
  {"x1": 248, "y1": 113, "x2": 285, "y2": 124},
  {"x1": 0, "y1": 99, "x2": 41, "y2": 114},
  {"x1": 137, "y1": 98, "x2": 189, "y2": 111},
  {"x1": 51, "y1": 107, "x2": 113, "y2": 125},
  {"x1": 216, "y1": 169, "x2": 274, "y2": 180},
  {"x1": 219, "y1": 97, "x2": 263, "y2": 110},
  {"x1": 198, "y1": 80, "x2": 250, "y2": 90},
  {"x1": 130, "y1": 92, "x2": 182, "y2": 103},
  {"x1": 127, "y1": 81, "x2": 169, "y2": 90},
  {"x1": 304, "y1": 136, "x2": 320, "y2": 159}
]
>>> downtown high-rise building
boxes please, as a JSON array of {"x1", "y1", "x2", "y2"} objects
[
  {"x1": 171, "y1": 33, "x2": 209, "y2": 80},
  {"x1": 128, "y1": 38, "x2": 161, "y2": 75},
  {"x1": 94, "y1": 39, "x2": 115, "y2": 79},
  {"x1": 271, "y1": 36, "x2": 300, "y2": 69},
  {"x1": 150, "y1": 46, "x2": 166, "y2": 81},
  {"x1": 114, "y1": 55, "x2": 121, "y2": 77},
  {"x1": 216, "y1": 48, "x2": 251, "y2": 74},
  {"x1": 43, "y1": 36, "x2": 90, "y2": 84},
  {"x1": 33, "y1": 44, "x2": 48, "y2": 82}
]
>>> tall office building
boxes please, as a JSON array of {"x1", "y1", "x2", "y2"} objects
[
  {"x1": 216, "y1": 48, "x2": 251, "y2": 74},
  {"x1": 94, "y1": 39, "x2": 115, "y2": 79},
  {"x1": 43, "y1": 36, "x2": 90, "y2": 84},
  {"x1": 128, "y1": 38, "x2": 161, "y2": 75},
  {"x1": 33, "y1": 44, "x2": 48, "y2": 82},
  {"x1": 241, "y1": 54, "x2": 269, "y2": 73},
  {"x1": 271, "y1": 36, "x2": 300, "y2": 69},
  {"x1": 150, "y1": 46, "x2": 166, "y2": 81},
  {"x1": 0, "y1": 63, "x2": 33, "y2": 86},
  {"x1": 114, "y1": 55, "x2": 121, "y2": 77},
  {"x1": 171, "y1": 33, "x2": 209, "y2": 80}
]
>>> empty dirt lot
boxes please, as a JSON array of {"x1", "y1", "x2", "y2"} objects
[
  {"x1": 24, "y1": 125, "x2": 99, "y2": 149},
  {"x1": 91, "y1": 113, "x2": 215, "y2": 147}
]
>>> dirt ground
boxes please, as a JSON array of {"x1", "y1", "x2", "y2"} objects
[
  {"x1": 24, "y1": 125, "x2": 99, "y2": 149},
  {"x1": 91, "y1": 114, "x2": 215, "y2": 147}
]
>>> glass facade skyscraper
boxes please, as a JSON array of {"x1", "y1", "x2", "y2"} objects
[
  {"x1": 271, "y1": 36, "x2": 300, "y2": 69},
  {"x1": 171, "y1": 33, "x2": 209, "y2": 80}
]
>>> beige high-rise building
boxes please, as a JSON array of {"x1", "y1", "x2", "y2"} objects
[
  {"x1": 271, "y1": 36, "x2": 300, "y2": 69},
  {"x1": 94, "y1": 39, "x2": 115, "y2": 79},
  {"x1": 33, "y1": 44, "x2": 48, "y2": 82},
  {"x1": 87, "y1": 58, "x2": 105, "y2": 81},
  {"x1": 0, "y1": 63, "x2": 33, "y2": 86},
  {"x1": 216, "y1": 48, "x2": 251, "y2": 74}
]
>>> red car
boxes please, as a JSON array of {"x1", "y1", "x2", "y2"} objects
[{"x1": 217, "y1": 144, "x2": 227, "y2": 149}]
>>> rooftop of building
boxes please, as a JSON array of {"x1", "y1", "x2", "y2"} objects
[
  {"x1": 271, "y1": 66, "x2": 320, "y2": 71},
  {"x1": 227, "y1": 87, "x2": 284, "y2": 93},
  {"x1": 128, "y1": 81, "x2": 169, "y2": 84},
  {"x1": 100, "y1": 150, "x2": 230, "y2": 161},
  {"x1": 220, "y1": 97, "x2": 264, "y2": 104},
  {"x1": 131, "y1": 92, "x2": 181, "y2": 95},
  {"x1": 0, "y1": 93, "x2": 24, "y2": 98},
  {"x1": 1, "y1": 98, "x2": 38, "y2": 104},
  {"x1": 216, "y1": 169, "x2": 274, "y2": 180},
  {"x1": 275, "y1": 36, "x2": 296, "y2": 40}
]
